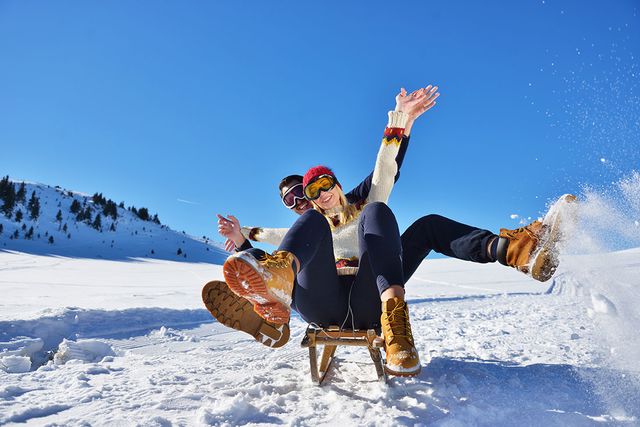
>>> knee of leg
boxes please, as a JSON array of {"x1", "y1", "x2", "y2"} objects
[
  {"x1": 299, "y1": 208, "x2": 331, "y2": 229},
  {"x1": 300, "y1": 208, "x2": 325, "y2": 221},
  {"x1": 417, "y1": 214, "x2": 444, "y2": 229},
  {"x1": 363, "y1": 201, "x2": 392, "y2": 216}
]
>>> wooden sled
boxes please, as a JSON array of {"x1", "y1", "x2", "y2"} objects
[{"x1": 300, "y1": 325, "x2": 387, "y2": 385}]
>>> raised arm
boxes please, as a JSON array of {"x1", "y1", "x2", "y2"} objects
[
  {"x1": 345, "y1": 134, "x2": 410, "y2": 204},
  {"x1": 239, "y1": 226, "x2": 289, "y2": 247},
  {"x1": 345, "y1": 86, "x2": 439, "y2": 204},
  {"x1": 217, "y1": 214, "x2": 289, "y2": 251},
  {"x1": 366, "y1": 111, "x2": 409, "y2": 203}
]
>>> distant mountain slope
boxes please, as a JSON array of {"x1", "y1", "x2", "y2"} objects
[{"x1": 0, "y1": 177, "x2": 228, "y2": 263}]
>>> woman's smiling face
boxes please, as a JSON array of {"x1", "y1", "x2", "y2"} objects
[{"x1": 313, "y1": 185, "x2": 341, "y2": 210}]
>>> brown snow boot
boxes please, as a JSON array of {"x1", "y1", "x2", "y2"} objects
[
  {"x1": 202, "y1": 280, "x2": 290, "y2": 348},
  {"x1": 223, "y1": 250, "x2": 296, "y2": 324},
  {"x1": 381, "y1": 297, "x2": 421, "y2": 377},
  {"x1": 497, "y1": 194, "x2": 577, "y2": 282}
]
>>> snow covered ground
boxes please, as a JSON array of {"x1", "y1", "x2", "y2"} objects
[{"x1": 1, "y1": 248, "x2": 639, "y2": 426}]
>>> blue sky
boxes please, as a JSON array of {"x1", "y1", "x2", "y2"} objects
[{"x1": 1, "y1": 1, "x2": 638, "y2": 248}]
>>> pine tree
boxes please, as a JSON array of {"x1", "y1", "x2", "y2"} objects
[
  {"x1": 137, "y1": 207, "x2": 150, "y2": 221},
  {"x1": 0, "y1": 176, "x2": 16, "y2": 218},
  {"x1": 92, "y1": 214, "x2": 102, "y2": 231},
  {"x1": 177, "y1": 248, "x2": 182, "y2": 256},
  {"x1": 25, "y1": 226, "x2": 34, "y2": 239},
  {"x1": 70, "y1": 199, "x2": 81, "y2": 214},
  {"x1": 109, "y1": 223, "x2": 116, "y2": 232},
  {"x1": 56, "y1": 210, "x2": 63, "y2": 222},
  {"x1": 27, "y1": 191, "x2": 40, "y2": 220},
  {"x1": 48, "y1": 236, "x2": 54, "y2": 244},
  {"x1": 103, "y1": 200, "x2": 118, "y2": 220},
  {"x1": 92, "y1": 193, "x2": 107, "y2": 206},
  {"x1": 16, "y1": 182, "x2": 26, "y2": 203},
  {"x1": 82, "y1": 206, "x2": 92, "y2": 223},
  {"x1": 0, "y1": 224, "x2": 3, "y2": 234},
  {"x1": 15, "y1": 209, "x2": 23, "y2": 222},
  {"x1": 63, "y1": 223, "x2": 68, "y2": 233}
]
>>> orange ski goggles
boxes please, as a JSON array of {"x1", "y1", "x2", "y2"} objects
[{"x1": 303, "y1": 174, "x2": 337, "y2": 200}]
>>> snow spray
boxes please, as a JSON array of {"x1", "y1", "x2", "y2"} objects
[{"x1": 554, "y1": 171, "x2": 640, "y2": 418}]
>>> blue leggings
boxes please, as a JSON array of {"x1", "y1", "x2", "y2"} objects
[{"x1": 248, "y1": 203, "x2": 496, "y2": 329}]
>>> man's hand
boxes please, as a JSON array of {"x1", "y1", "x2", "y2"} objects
[
  {"x1": 217, "y1": 214, "x2": 246, "y2": 251},
  {"x1": 396, "y1": 85, "x2": 439, "y2": 120}
]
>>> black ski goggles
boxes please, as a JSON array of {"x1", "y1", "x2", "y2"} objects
[
  {"x1": 281, "y1": 183, "x2": 305, "y2": 209},
  {"x1": 303, "y1": 175, "x2": 337, "y2": 201}
]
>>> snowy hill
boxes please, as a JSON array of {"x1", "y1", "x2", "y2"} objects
[{"x1": 0, "y1": 177, "x2": 228, "y2": 263}]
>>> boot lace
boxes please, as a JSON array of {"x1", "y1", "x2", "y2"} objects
[
  {"x1": 383, "y1": 302, "x2": 414, "y2": 345},
  {"x1": 502, "y1": 222, "x2": 541, "y2": 240},
  {"x1": 259, "y1": 251, "x2": 292, "y2": 270}
]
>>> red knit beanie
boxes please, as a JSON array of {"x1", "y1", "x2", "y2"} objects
[{"x1": 303, "y1": 165, "x2": 341, "y2": 189}]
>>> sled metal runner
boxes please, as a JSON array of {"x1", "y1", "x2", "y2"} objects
[{"x1": 300, "y1": 325, "x2": 387, "y2": 385}]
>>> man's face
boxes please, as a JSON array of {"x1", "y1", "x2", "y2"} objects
[
  {"x1": 292, "y1": 198, "x2": 311, "y2": 215},
  {"x1": 281, "y1": 182, "x2": 312, "y2": 215}
]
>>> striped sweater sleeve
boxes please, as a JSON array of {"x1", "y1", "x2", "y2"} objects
[
  {"x1": 240, "y1": 226, "x2": 289, "y2": 247},
  {"x1": 366, "y1": 111, "x2": 408, "y2": 204}
]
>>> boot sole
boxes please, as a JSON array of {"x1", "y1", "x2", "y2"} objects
[
  {"x1": 384, "y1": 364, "x2": 422, "y2": 377},
  {"x1": 223, "y1": 257, "x2": 291, "y2": 324},
  {"x1": 201, "y1": 280, "x2": 290, "y2": 348},
  {"x1": 530, "y1": 194, "x2": 577, "y2": 282}
]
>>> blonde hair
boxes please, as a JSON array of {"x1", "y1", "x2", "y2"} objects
[{"x1": 312, "y1": 186, "x2": 362, "y2": 230}]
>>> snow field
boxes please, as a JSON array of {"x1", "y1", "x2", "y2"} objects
[{"x1": 1, "y1": 249, "x2": 639, "y2": 425}]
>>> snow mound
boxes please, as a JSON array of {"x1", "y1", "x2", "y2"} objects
[
  {"x1": 0, "y1": 306, "x2": 213, "y2": 370},
  {"x1": 53, "y1": 339, "x2": 115, "y2": 365},
  {"x1": 0, "y1": 337, "x2": 44, "y2": 373},
  {"x1": 0, "y1": 355, "x2": 32, "y2": 373}
]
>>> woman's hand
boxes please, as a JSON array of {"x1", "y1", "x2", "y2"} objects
[
  {"x1": 217, "y1": 214, "x2": 246, "y2": 251},
  {"x1": 396, "y1": 85, "x2": 439, "y2": 120}
]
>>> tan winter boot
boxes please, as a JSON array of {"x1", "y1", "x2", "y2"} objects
[
  {"x1": 202, "y1": 280, "x2": 290, "y2": 348},
  {"x1": 381, "y1": 297, "x2": 421, "y2": 376},
  {"x1": 497, "y1": 194, "x2": 577, "y2": 282},
  {"x1": 223, "y1": 250, "x2": 296, "y2": 324}
]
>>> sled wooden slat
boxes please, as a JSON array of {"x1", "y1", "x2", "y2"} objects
[{"x1": 301, "y1": 325, "x2": 387, "y2": 385}]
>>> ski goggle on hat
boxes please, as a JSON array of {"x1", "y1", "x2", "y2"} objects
[
  {"x1": 281, "y1": 183, "x2": 305, "y2": 209},
  {"x1": 303, "y1": 174, "x2": 337, "y2": 200}
]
